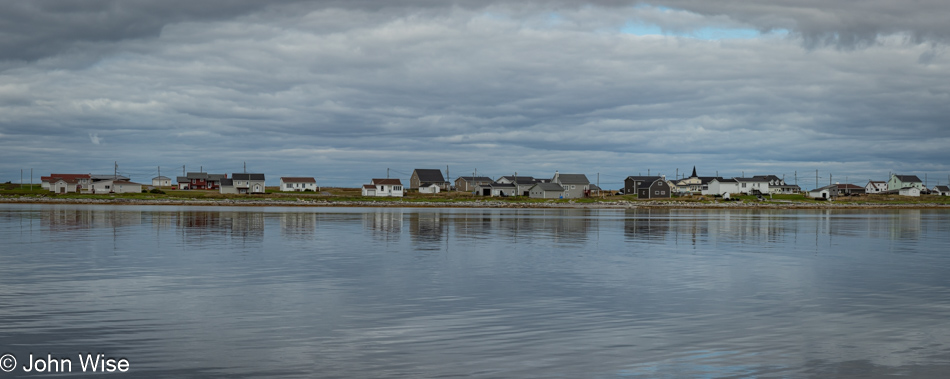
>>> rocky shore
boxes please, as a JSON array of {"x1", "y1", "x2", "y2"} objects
[{"x1": 2, "y1": 196, "x2": 949, "y2": 209}]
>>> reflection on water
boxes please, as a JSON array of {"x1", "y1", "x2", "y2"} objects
[{"x1": 2, "y1": 204, "x2": 950, "y2": 378}]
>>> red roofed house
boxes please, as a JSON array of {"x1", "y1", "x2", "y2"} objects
[{"x1": 362, "y1": 178, "x2": 403, "y2": 197}]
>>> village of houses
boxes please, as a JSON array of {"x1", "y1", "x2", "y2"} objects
[{"x1": 36, "y1": 166, "x2": 950, "y2": 200}]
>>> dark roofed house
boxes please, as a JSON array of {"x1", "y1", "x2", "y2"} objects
[
  {"x1": 625, "y1": 176, "x2": 662, "y2": 196},
  {"x1": 221, "y1": 173, "x2": 265, "y2": 194},
  {"x1": 455, "y1": 176, "x2": 493, "y2": 192},
  {"x1": 552, "y1": 172, "x2": 590, "y2": 198},
  {"x1": 410, "y1": 169, "x2": 449, "y2": 191},
  {"x1": 834, "y1": 183, "x2": 866, "y2": 196},
  {"x1": 528, "y1": 182, "x2": 565, "y2": 199},
  {"x1": 888, "y1": 174, "x2": 924, "y2": 192},
  {"x1": 638, "y1": 178, "x2": 672, "y2": 199},
  {"x1": 179, "y1": 172, "x2": 227, "y2": 190},
  {"x1": 933, "y1": 185, "x2": 950, "y2": 196}
]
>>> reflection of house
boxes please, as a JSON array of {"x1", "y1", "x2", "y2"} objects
[
  {"x1": 410, "y1": 169, "x2": 449, "y2": 191},
  {"x1": 362, "y1": 178, "x2": 403, "y2": 197},
  {"x1": 455, "y1": 176, "x2": 493, "y2": 192},
  {"x1": 638, "y1": 178, "x2": 672, "y2": 199},
  {"x1": 220, "y1": 173, "x2": 266, "y2": 194},
  {"x1": 865, "y1": 180, "x2": 887, "y2": 194},
  {"x1": 528, "y1": 183, "x2": 565, "y2": 199},
  {"x1": 152, "y1": 176, "x2": 172, "y2": 187},
  {"x1": 280, "y1": 177, "x2": 316, "y2": 192}
]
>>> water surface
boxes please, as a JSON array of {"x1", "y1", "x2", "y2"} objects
[{"x1": 1, "y1": 204, "x2": 949, "y2": 377}]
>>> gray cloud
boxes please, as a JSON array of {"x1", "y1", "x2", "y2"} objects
[{"x1": 0, "y1": 2, "x2": 948, "y2": 188}]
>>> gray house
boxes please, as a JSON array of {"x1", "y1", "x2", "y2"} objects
[
  {"x1": 221, "y1": 173, "x2": 266, "y2": 194},
  {"x1": 528, "y1": 182, "x2": 566, "y2": 199},
  {"x1": 455, "y1": 176, "x2": 493, "y2": 192},
  {"x1": 637, "y1": 178, "x2": 672, "y2": 199},
  {"x1": 410, "y1": 169, "x2": 449, "y2": 190},
  {"x1": 625, "y1": 176, "x2": 663, "y2": 196},
  {"x1": 552, "y1": 172, "x2": 590, "y2": 198}
]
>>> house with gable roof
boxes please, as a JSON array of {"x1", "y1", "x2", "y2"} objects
[
  {"x1": 865, "y1": 180, "x2": 887, "y2": 194},
  {"x1": 410, "y1": 169, "x2": 449, "y2": 192},
  {"x1": 887, "y1": 174, "x2": 924, "y2": 193},
  {"x1": 552, "y1": 171, "x2": 590, "y2": 198},
  {"x1": 362, "y1": 178, "x2": 403, "y2": 197}
]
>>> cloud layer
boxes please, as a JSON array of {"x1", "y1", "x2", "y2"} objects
[{"x1": 1, "y1": 1, "x2": 948, "y2": 187}]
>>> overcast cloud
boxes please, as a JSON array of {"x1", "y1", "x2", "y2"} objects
[{"x1": 1, "y1": 1, "x2": 948, "y2": 188}]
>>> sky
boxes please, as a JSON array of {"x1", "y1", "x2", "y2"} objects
[{"x1": 1, "y1": 1, "x2": 949, "y2": 189}]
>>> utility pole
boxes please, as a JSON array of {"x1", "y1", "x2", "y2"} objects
[
  {"x1": 183, "y1": 165, "x2": 185, "y2": 176},
  {"x1": 114, "y1": 161, "x2": 118, "y2": 180},
  {"x1": 387, "y1": 168, "x2": 389, "y2": 179},
  {"x1": 20, "y1": 169, "x2": 23, "y2": 189},
  {"x1": 30, "y1": 168, "x2": 33, "y2": 190},
  {"x1": 158, "y1": 166, "x2": 161, "y2": 181},
  {"x1": 816, "y1": 170, "x2": 818, "y2": 190},
  {"x1": 243, "y1": 162, "x2": 246, "y2": 173},
  {"x1": 676, "y1": 168, "x2": 678, "y2": 179},
  {"x1": 795, "y1": 171, "x2": 797, "y2": 185}
]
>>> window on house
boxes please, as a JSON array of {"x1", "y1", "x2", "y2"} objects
[{"x1": 742, "y1": 183, "x2": 746, "y2": 188}]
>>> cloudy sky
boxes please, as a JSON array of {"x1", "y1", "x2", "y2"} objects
[{"x1": 1, "y1": 0, "x2": 948, "y2": 189}]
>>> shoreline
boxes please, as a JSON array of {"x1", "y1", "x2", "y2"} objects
[{"x1": 3, "y1": 196, "x2": 949, "y2": 209}]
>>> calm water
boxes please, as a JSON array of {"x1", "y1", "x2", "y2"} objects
[{"x1": 1, "y1": 204, "x2": 950, "y2": 378}]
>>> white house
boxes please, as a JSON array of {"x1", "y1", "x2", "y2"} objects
[
  {"x1": 808, "y1": 185, "x2": 836, "y2": 200},
  {"x1": 280, "y1": 177, "x2": 317, "y2": 192},
  {"x1": 418, "y1": 183, "x2": 441, "y2": 194},
  {"x1": 933, "y1": 185, "x2": 950, "y2": 196},
  {"x1": 91, "y1": 180, "x2": 143, "y2": 194},
  {"x1": 703, "y1": 178, "x2": 740, "y2": 196},
  {"x1": 152, "y1": 176, "x2": 172, "y2": 187},
  {"x1": 888, "y1": 174, "x2": 924, "y2": 192},
  {"x1": 865, "y1": 180, "x2": 887, "y2": 194},
  {"x1": 362, "y1": 178, "x2": 403, "y2": 197},
  {"x1": 899, "y1": 187, "x2": 921, "y2": 197}
]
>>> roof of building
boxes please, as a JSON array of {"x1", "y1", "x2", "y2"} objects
[
  {"x1": 232, "y1": 173, "x2": 265, "y2": 181},
  {"x1": 734, "y1": 177, "x2": 768, "y2": 182},
  {"x1": 457, "y1": 176, "x2": 493, "y2": 182},
  {"x1": 363, "y1": 184, "x2": 376, "y2": 189},
  {"x1": 207, "y1": 174, "x2": 227, "y2": 180},
  {"x1": 752, "y1": 175, "x2": 782, "y2": 181},
  {"x1": 186, "y1": 172, "x2": 209, "y2": 179},
  {"x1": 220, "y1": 178, "x2": 233, "y2": 186},
  {"x1": 556, "y1": 173, "x2": 589, "y2": 184},
  {"x1": 372, "y1": 178, "x2": 402, "y2": 185},
  {"x1": 532, "y1": 183, "x2": 565, "y2": 191},
  {"x1": 490, "y1": 183, "x2": 516, "y2": 189},
  {"x1": 90, "y1": 174, "x2": 129, "y2": 181},
  {"x1": 894, "y1": 175, "x2": 923, "y2": 183},
  {"x1": 110, "y1": 180, "x2": 142, "y2": 186},
  {"x1": 835, "y1": 183, "x2": 865, "y2": 190},
  {"x1": 868, "y1": 180, "x2": 886, "y2": 184},
  {"x1": 811, "y1": 184, "x2": 837, "y2": 192},
  {"x1": 412, "y1": 169, "x2": 445, "y2": 183},
  {"x1": 626, "y1": 176, "x2": 662, "y2": 182},
  {"x1": 934, "y1": 185, "x2": 950, "y2": 191},
  {"x1": 281, "y1": 177, "x2": 316, "y2": 183},
  {"x1": 152, "y1": 176, "x2": 171, "y2": 180},
  {"x1": 589, "y1": 184, "x2": 602, "y2": 191},
  {"x1": 177, "y1": 176, "x2": 189, "y2": 182},
  {"x1": 45, "y1": 174, "x2": 91, "y2": 182}
]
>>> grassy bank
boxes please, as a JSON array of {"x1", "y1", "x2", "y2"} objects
[{"x1": 3, "y1": 183, "x2": 950, "y2": 206}]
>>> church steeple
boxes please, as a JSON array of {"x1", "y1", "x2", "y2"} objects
[{"x1": 691, "y1": 166, "x2": 697, "y2": 178}]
